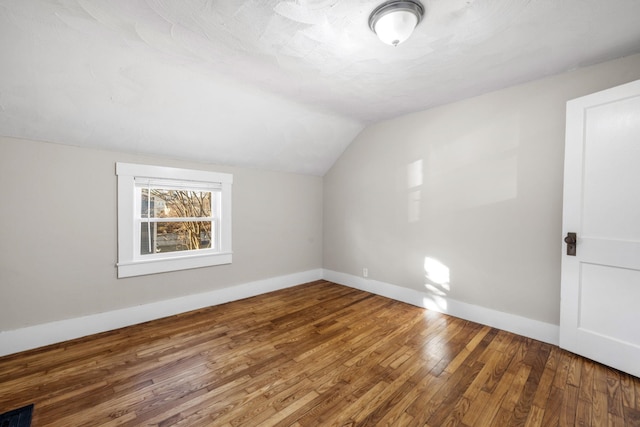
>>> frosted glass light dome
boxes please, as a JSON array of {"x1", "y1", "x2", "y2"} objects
[{"x1": 369, "y1": 1, "x2": 424, "y2": 47}]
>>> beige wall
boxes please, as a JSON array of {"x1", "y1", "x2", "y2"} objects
[
  {"x1": 3, "y1": 53, "x2": 640, "y2": 334},
  {"x1": 324, "y1": 54, "x2": 640, "y2": 325},
  {"x1": 0, "y1": 137, "x2": 323, "y2": 330}
]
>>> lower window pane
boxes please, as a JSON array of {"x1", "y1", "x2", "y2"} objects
[{"x1": 140, "y1": 221, "x2": 212, "y2": 255}]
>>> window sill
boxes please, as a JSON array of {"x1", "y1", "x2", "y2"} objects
[{"x1": 117, "y1": 252, "x2": 232, "y2": 278}]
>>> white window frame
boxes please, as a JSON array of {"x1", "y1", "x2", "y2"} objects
[{"x1": 116, "y1": 162, "x2": 232, "y2": 278}]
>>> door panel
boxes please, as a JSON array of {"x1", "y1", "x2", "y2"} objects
[
  {"x1": 579, "y1": 263, "x2": 640, "y2": 345},
  {"x1": 582, "y1": 96, "x2": 640, "y2": 241},
  {"x1": 560, "y1": 79, "x2": 640, "y2": 378}
]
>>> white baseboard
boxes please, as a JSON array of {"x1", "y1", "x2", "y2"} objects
[
  {"x1": 0, "y1": 269, "x2": 323, "y2": 357},
  {"x1": 0, "y1": 268, "x2": 558, "y2": 357},
  {"x1": 323, "y1": 269, "x2": 559, "y2": 346}
]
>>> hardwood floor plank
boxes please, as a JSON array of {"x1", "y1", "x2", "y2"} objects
[
  {"x1": 258, "y1": 390, "x2": 319, "y2": 427},
  {"x1": 444, "y1": 325, "x2": 491, "y2": 375},
  {"x1": 423, "y1": 355, "x2": 484, "y2": 425},
  {"x1": 370, "y1": 365, "x2": 439, "y2": 426},
  {"x1": 623, "y1": 406, "x2": 640, "y2": 427},
  {"x1": 560, "y1": 384, "x2": 579, "y2": 426},
  {"x1": 1, "y1": 280, "x2": 639, "y2": 426},
  {"x1": 471, "y1": 385, "x2": 511, "y2": 426},
  {"x1": 348, "y1": 350, "x2": 427, "y2": 426},
  {"x1": 508, "y1": 343, "x2": 553, "y2": 426},
  {"x1": 500, "y1": 364, "x2": 532, "y2": 415},
  {"x1": 567, "y1": 351, "x2": 583, "y2": 387},
  {"x1": 523, "y1": 404, "x2": 544, "y2": 427},
  {"x1": 540, "y1": 385, "x2": 563, "y2": 426},
  {"x1": 591, "y1": 390, "x2": 609, "y2": 427},
  {"x1": 621, "y1": 372, "x2": 637, "y2": 410},
  {"x1": 531, "y1": 346, "x2": 558, "y2": 409},
  {"x1": 575, "y1": 394, "x2": 593, "y2": 426},
  {"x1": 578, "y1": 357, "x2": 596, "y2": 404},
  {"x1": 607, "y1": 368, "x2": 626, "y2": 418},
  {"x1": 552, "y1": 348, "x2": 572, "y2": 390}
]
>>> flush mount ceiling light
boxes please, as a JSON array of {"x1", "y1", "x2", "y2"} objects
[{"x1": 368, "y1": 0, "x2": 424, "y2": 47}]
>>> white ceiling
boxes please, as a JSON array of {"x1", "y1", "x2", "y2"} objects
[{"x1": 1, "y1": 0, "x2": 640, "y2": 175}]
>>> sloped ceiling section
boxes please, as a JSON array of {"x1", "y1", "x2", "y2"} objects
[
  {"x1": 0, "y1": 1, "x2": 365, "y2": 175},
  {"x1": 1, "y1": 0, "x2": 640, "y2": 175}
]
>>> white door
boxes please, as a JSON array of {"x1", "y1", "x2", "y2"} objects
[{"x1": 560, "y1": 79, "x2": 640, "y2": 378}]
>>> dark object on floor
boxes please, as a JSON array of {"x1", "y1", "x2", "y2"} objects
[{"x1": 0, "y1": 404, "x2": 33, "y2": 427}]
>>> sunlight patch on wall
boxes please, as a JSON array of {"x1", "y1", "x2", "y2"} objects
[
  {"x1": 424, "y1": 257, "x2": 450, "y2": 286},
  {"x1": 423, "y1": 256, "x2": 450, "y2": 312},
  {"x1": 424, "y1": 115, "x2": 520, "y2": 211},
  {"x1": 408, "y1": 190, "x2": 421, "y2": 223},
  {"x1": 407, "y1": 159, "x2": 423, "y2": 223},
  {"x1": 407, "y1": 159, "x2": 423, "y2": 188}
]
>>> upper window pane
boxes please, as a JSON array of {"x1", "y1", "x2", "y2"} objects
[{"x1": 140, "y1": 189, "x2": 213, "y2": 218}]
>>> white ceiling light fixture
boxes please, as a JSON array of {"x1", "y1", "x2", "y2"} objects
[{"x1": 368, "y1": 0, "x2": 424, "y2": 47}]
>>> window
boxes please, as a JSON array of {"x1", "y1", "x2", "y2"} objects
[{"x1": 116, "y1": 163, "x2": 232, "y2": 278}]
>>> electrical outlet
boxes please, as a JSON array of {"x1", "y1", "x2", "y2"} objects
[{"x1": 363, "y1": 268, "x2": 368, "y2": 278}]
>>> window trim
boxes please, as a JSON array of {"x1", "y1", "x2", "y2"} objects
[{"x1": 116, "y1": 162, "x2": 232, "y2": 278}]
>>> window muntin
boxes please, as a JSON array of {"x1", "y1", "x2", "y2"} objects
[{"x1": 116, "y1": 163, "x2": 232, "y2": 278}]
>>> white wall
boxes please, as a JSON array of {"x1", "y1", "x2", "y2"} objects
[
  {"x1": 0, "y1": 137, "x2": 323, "y2": 331},
  {"x1": 323, "y1": 54, "x2": 640, "y2": 326}
]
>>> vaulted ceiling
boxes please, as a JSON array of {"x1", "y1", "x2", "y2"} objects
[{"x1": 2, "y1": 0, "x2": 640, "y2": 175}]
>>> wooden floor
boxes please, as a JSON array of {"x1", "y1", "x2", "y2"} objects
[{"x1": 1, "y1": 281, "x2": 639, "y2": 426}]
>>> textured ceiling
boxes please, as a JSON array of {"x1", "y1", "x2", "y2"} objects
[{"x1": 1, "y1": 0, "x2": 640, "y2": 175}]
